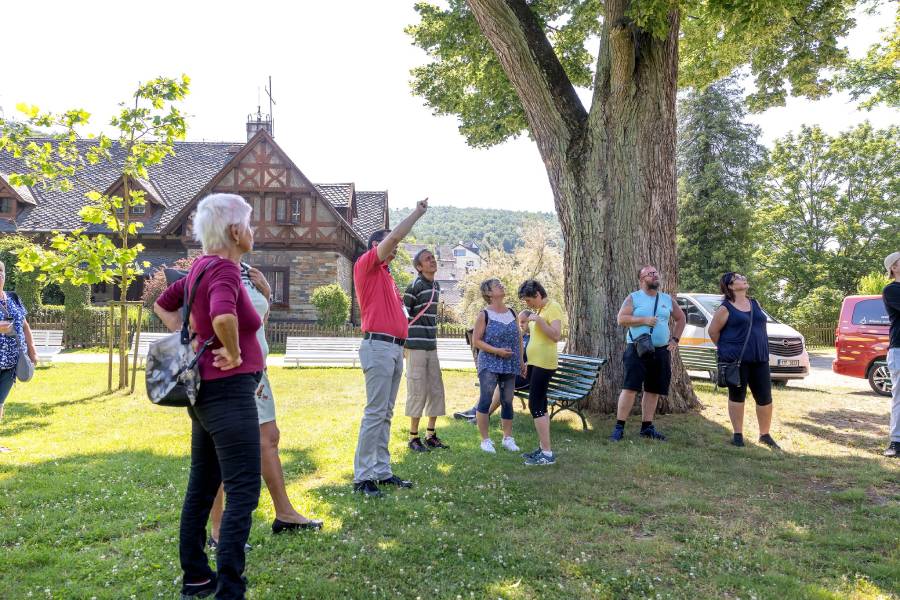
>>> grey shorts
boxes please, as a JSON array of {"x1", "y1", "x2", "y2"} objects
[
  {"x1": 254, "y1": 371, "x2": 276, "y2": 425},
  {"x1": 405, "y1": 349, "x2": 446, "y2": 417}
]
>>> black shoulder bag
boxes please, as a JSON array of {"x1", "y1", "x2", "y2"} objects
[
  {"x1": 145, "y1": 261, "x2": 217, "y2": 407},
  {"x1": 629, "y1": 292, "x2": 659, "y2": 359},
  {"x1": 717, "y1": 300, "x2": 754, "y2": 388}
]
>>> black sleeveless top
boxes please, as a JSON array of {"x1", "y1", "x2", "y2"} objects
[{"x1": 716, "y1": 299, "x2": 769, "y2": 363}]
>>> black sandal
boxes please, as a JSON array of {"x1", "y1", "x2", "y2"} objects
[{"x1": 272, "y1": 518, "x2": 324, "y2": 534}]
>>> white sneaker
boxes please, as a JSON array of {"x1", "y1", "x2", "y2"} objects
[
  {"x1": 480, "y1": 439, "x2": 496, "y2": 453},
  {"x1": 501, "y1": 437, "x2": 520, "y2": 452}
]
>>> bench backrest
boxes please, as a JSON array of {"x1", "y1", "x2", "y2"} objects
[
  {"x1": 31, "y1": 329, "x2": 64, "y2": 347},
  {"x1": 131, "y1": 332, "x2": 171, "y2": 355},
  {"x1": 547, "y1": 353, "x2": 606, "y2": 398},
  {"x1": 285, "y1": 336, "x2": 360, "y2": 355}
]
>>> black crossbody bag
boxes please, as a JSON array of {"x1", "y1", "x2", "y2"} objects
[
  {"x1": 717, "y1": 300, "x2": 754, "y2": 388},
  {"x1": 629, "y1": 292, "x2": 659, "y2": 359}
]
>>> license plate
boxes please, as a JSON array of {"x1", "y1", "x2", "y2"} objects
[{"x1": 778, "y1": 359, "x2": 800, "y2": 367}]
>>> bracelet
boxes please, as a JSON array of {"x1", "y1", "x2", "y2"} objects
[{"x1": 671, "y1": 336, "x2": 680, "y2": 342}]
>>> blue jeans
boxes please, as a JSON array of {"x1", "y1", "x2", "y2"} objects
[
  {"x1": 179, "y1": 373, "x2": 261, "y2": 600},
  {"x1": 0, "y1": 368, "x2": 14, "y2": 408},
  {"x1": 477, "y1": 370, "x2": 515, "y2": 420}
]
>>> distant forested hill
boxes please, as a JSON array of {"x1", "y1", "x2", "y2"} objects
[{"x1": 389, "y1": 205, "x2": 562, "y2": 252}]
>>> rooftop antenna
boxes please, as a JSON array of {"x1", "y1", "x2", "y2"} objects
[{"x1": 264, "y1": 75, "x2": 276, "y2": 137}]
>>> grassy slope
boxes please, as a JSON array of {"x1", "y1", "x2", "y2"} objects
[{"x1": 0, "y1": 365, "x2": 897, "y2": 599}]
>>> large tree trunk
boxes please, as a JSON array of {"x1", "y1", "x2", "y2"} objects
[{"x1": 468, "y1": 0, "x2": 700, "y2": 413}]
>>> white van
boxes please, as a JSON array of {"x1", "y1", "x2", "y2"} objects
[{"x1": 676, "y1": 293, "x2": 810, "y2": 384}]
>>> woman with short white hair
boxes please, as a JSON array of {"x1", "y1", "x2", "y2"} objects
[{"x1": 154, "y1": 193, "x2": 265, "y2": 599}]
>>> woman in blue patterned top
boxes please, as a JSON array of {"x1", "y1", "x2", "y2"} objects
[
  {"x1": 0, "y1": 260, "x2": 39, "y2": 453},
  {"x1": 472, "y1": 278, "x2": 526, "y2": 454}
]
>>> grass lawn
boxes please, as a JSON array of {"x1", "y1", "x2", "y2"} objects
[{"x1": 0, "y1": 364, "x2": 898, "y2": 599}]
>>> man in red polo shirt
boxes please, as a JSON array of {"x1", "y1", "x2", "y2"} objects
[{"x1": 352, "y1": 198, "x2": 429, "y2": 497}]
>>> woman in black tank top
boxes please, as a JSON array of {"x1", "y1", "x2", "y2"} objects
[{"x1": 708, "y1": 272, "x2": 781, "y2": 450}]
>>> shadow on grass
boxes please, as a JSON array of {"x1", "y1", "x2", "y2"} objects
[
  {"x1": 1, "y1": 390, "x2": 114, "y2": 437},
  {"x1": 2, "y1": 394, "x2": 898, "y2": 599},
  {"x1": 785, "y1": 421, "x2": 887, "y2": 453}
]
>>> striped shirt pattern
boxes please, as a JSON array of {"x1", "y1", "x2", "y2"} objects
[{"x1": 403, "y1": 276, "x2": 440, "y2": 350}]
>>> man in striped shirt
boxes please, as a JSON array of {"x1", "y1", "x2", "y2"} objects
[{"x1": 403, "y1": 249, "x2": 448, "y2": 451}]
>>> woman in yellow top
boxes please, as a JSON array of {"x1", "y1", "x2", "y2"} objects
[{"x1": 518, "y1": 280, "x2": 564, "y2": 466}]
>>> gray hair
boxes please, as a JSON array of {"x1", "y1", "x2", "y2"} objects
[{"x1": 192, "y1": 193, "x2": 252, "y2": 254}]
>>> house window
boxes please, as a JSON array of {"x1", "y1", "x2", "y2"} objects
[
  {"x1": 116, "y1": 203, "x2": 146, "y2": 215},
  {"x1": 275, "y1": 197, "x2": 301, "y2": 224},
  {"x1": 0, "y1": 197, "x2": 14, "y2": 215},
  {"x1": 453, "y1": 248, "x2": 466, "y2": 257},
  {"x1": 259, "y1": 267, "x2": 289, "y2": 305}
]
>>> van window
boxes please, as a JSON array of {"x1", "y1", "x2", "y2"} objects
[{"x1": 851, "y1": 299, "x2": 889, "y2": 325}]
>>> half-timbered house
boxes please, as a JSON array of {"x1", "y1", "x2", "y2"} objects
[{"x1": 0, "y1": 120, "x2": 387, "y2": 323}]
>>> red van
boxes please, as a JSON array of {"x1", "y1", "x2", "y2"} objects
[{"x1": 833, "y1": 295, "x2": 892, "y2": 396}]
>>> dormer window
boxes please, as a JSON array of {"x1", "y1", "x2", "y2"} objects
[
  {"x1": 0, "y1": 197, "x2": 14, "y2": 216},
  {"x1": 116, "y1": 203, "x2": 146, "y2": 216}
]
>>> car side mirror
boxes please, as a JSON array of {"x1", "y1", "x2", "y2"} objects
[{"x1": 687, "y1": 312, "x2": 707, "y2": 327}]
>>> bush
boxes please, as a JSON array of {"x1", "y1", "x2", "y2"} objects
[
  {"x1": 310, "y1": 284, "x2": 351, "y2": 327},
  {"x1": 142, "y1": 256, "x2": 196, "y2": 307},
  {"x1": 787, "y1": 286, "x2": 844, "y2": 329},
  {"x1": 857, "y1": 272, "x2": 891, "y2": 295}
]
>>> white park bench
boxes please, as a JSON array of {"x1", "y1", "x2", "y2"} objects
[
  {"x1": 31, "y1": 329, "x2": 64, "y2": 363},
  {"x1": 436, "y1": 338, "x2": 477, "y2": 364},
  {"x1": 129, "y1": 332, "x2": 171, "y2": 366},
  {"x1": 284, "y1": 336, "x2": 361, "y2": 367}
]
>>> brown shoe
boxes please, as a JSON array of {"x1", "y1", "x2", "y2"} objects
[{"x1": 408, "y1": 437, "x2": 430, "y2": 453}]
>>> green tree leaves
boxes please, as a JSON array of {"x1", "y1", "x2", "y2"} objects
[
  {"x1": 838, "y1": 7, "x2": 899, "y2": 109},
  {"x1": 407, "y1": 0, "x2": 862, "y2": 148},
  {"x1": 676, "y1": 76, "x2": 765, "y2": 292},
  {"x1": 753, "y1": 123, "x2": 899, "y2": 315}
]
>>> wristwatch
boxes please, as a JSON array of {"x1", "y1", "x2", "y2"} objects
[{"x1": 670, "y1": 336, "x2": 680, "y2": 342}]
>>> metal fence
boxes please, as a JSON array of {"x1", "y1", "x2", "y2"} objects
[
  {"x1": 795, "y1": 325, "x2": 835, "y2": 348},
  {"x1": 26, "y1": 309, "x2": 469, "y2": 352}
]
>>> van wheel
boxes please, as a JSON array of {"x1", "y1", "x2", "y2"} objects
[
  {"x1": 868, "y1": 362, "x2": 892, "y2": 397},
  {"x1": 771, "y1": 380, "x2": 787, "y2": 388}
]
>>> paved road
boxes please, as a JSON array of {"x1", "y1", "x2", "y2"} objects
[{"x1": 689, "y1": 349, "x2": 873, "y2": 394}]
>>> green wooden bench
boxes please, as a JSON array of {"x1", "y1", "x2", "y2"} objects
[
  {"x1": 514, "y1": 353, "x2": 607, "y2": 430},
  {"x1": 678, "y1": 345, "x2": 719, "y2": 384}
]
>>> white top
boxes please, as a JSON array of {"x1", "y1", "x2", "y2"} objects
[
  {"x1": 485, "y1": 306, "x2": 516, "y2": 325},
  {"x1": 240, "y1": 264, "x2": 270, "y2": 357}
]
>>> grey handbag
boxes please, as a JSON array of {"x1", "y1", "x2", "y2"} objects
[
  {"x1": 15, "y1": 347, "x2": 34, "y2": 382},
  {"x1": 2, "y1": 293, "x2": 33, "y2": 382},
  {"x1": 145, "y1": 261, "x2": 216, "y2": 407}
]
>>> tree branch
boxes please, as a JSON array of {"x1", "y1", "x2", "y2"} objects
[{"x1": 466, "y1": 0, "x2": 587, "y2": 158}]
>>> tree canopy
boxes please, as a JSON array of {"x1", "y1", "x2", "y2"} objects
[
  {"x1": 676, "y1": 76, "x2": 765, "y2": 293},
  {"x1": 753, "y1": 123, "x2": 900, "y2": 313},
  {"x1": 407, "y1": 0, "x2": 858, "y2": 147}
]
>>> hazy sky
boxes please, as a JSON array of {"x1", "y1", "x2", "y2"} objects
[{"x1": 2, "y1": 1, "x2": 895, "y2": 213}]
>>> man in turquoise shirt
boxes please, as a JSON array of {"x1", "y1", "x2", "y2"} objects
[{"x1": 610, "y1": 265, "x2": 686, "y2": 441}]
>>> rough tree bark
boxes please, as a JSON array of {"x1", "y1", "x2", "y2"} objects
[{"x1": 467, "y1": 0, "x2": 700, "y2": 413}]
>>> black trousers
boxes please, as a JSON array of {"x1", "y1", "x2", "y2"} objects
[
  {"x1": 179, "y1": 373, "x2": 261, "y2": 600},
  {"x1": 528, "y1": 366, "x2": 556, "y2": 418}
]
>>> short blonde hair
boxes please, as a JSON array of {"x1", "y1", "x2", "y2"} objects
[
  {"x1": 480, "y1": 278, "x2": 501, "y2": 303},
  {"x1": 192, "y1": 193, "x2": 252, "y2": 254}
]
